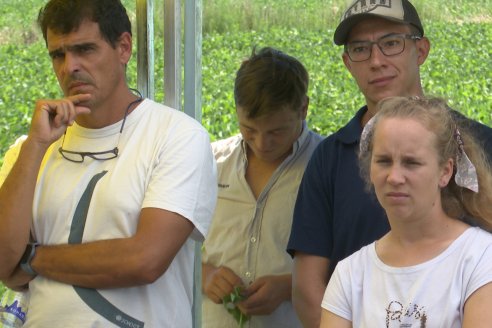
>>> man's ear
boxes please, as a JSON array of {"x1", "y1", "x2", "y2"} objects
[
  {"x1": 342, "y1": 52, "x2": 353, "y2": 72},
  {"x1": 416, "y1": 37, "x2": 430, "y2": 66},
  {"x1": 118, "y1": 32, "x2": 133, "y2": 65},
  {"x1": 300, "y1": 96, "x2": 309, "y2": 120}
]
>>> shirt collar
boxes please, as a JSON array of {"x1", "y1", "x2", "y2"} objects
[
  {"x1": 292, "y1": 120, "x2": 309, "y2": 154},
  {"x1": 336, "y1": 106, "x2": 368, "y2": 145}
]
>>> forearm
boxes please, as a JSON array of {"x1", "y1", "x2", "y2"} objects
[
  {"x1": 2, "y1": 265, "x2": 34, "y2": 291},
  {"x1": 32, "y1": 237, "x2": 160, "y2": 289},
  {"x1": 31, "y1": 208, "x2": 194, "y2": 289},
  {"x1": 292, "y1": 287, "x2": 324, "y2": 328},
  {"x1": 0, "y1": 138, "x2": 48, "y2": 278},
  {"x1": 291, "y1": 254, "x2": 330, "y2": 328}
]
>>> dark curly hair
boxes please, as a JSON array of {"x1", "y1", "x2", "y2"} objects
[
  {"x1": 234, "y1": 47, "x2": 309, "y2": 118},
  {"x1": 37, "y1": 0, "x2": 131, "y2": 48}
]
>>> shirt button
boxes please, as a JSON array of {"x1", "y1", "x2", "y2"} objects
[
  {"x1": 250, "y1": 237, "x2": 257, "y2": 243},
  {"x1": 245, "y1": 271, "x2": 251, "y2": 278}
]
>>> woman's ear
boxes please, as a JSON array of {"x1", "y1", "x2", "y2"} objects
[{"x1": 439, "y1": 158, "x2": 454, "y2": 188}]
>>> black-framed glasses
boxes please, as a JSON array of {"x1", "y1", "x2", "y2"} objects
[
  {"x1": 345, "y1": 34, "x2": 422, "y2": 62},
  {"x1": 59, "y1": 92, "x2": 143, "y2": 163},
  {"x1": 58, "y1": 136, "x2": 120, "y2": 162}
]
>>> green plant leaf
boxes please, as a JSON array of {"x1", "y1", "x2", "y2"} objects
[{"x1": 222, "y1": 286, "x2": 250, "y2": 327}]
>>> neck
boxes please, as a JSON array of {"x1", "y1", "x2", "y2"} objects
[
  {"x1": 387, "y1": 210, "x2": 465, "y2": 245},
  {"x1": 76, "y1": 87, "x2": 141, "y2": 128},
  {"x1": 377, "y1": 218, "x2": 468, "y2": 267},
  {"x1": 361, "y1": 88, "x2": 425, "y2": 127}
]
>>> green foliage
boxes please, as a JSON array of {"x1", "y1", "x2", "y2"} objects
[
  {"x1": 204, "y1": 0, "x2": 492, "y2": 34},
  {"x1": 1, "y1": 24, "x2": 492, "y2": 161},
  {"x1": 203, "y1": 0, "x2": 345, "y2": 34},
  {"x1": 201, "y1": 23, "x2": 492, "y2": 141},
  {"x1": 421, "y1": 22, "x2": 492, "y2": 123},
  {"x1": 201, "y1": 28, "x2": 362, "y2": 140},
  {"x1": 0, "y1": 43, "x2": 61, "y2": 164},
  {"x1": 0, "y1": 0, "x2": 42, "y2": 44},
  {"x1": 3, "y1": 0, "x2": 490, "y2": 43}
]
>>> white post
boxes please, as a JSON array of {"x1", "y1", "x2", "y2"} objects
[
  {"x1": 184, "y1": 0, "x2": 202, "y2": 121},
  {"x1": 136, "y1": 0, "x2": 155, "y2": 99},
  {"x1": 163, "y1": 0, "x2": 182, "y2": 110},
  {"x1": 162, "y1": 1, "x2": 203, "y2": 327},
  {"x1": 184, "y1": 2, "x2": 203, "y2": 327},
  {"x1": 136, "y1": 0, "x2": 204, "y2": 325}
]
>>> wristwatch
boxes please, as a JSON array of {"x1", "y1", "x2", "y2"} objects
[{"x1": 20, "y1": 242, "x2": 39, "y2": 276}]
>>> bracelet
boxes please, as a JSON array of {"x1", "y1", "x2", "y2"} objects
[{"x1": 20, "y1": 242, "x2": 39, "y2": 276}]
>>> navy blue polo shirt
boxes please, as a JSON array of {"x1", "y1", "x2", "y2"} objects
[
  {"x1": 287, "y1": 105, "x2": 492, "y2": 276},
  {"x1": 287, "y1": 106, "x2": 388, "y2": 275},
  {"x1": 451, "y1": 110, "x2": 492, "y2": 161}
]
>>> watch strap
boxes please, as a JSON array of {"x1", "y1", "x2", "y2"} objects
[{"x1": 20, "y1": 242, "x2": 39, "y2": 276}]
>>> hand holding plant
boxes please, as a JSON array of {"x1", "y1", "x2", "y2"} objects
[{"x1": 222, "y1": 286, "x2": 250, "y2": 327}]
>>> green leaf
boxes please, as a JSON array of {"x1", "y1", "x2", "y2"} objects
[{"x1": 222, "y1": 286, "x2": 250, "y2": 327}]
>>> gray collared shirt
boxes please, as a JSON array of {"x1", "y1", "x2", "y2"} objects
[{"x1": 202, "y1": 122, "x2": 323, "y2": 328}]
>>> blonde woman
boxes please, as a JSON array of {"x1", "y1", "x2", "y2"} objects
[{"x1": 320, "y1": 97, "x2": 492, "y2": 328}]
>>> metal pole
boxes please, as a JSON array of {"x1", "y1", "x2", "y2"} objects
[
  {"x1": 164, "y1": 0, "x2": 182, "y2": 110},
  {"x1": 184, "y1": 3, "x2": 204, "y2": 327},
  {"x1": 160, "y1": 1, "x2": 204, "y2": 326},
  {"x1": 184, "y1": 0, "x2": 202, "y2": 121},
  {"x1": 136, "y1": 0, "x2": 155, "y2": 99}
]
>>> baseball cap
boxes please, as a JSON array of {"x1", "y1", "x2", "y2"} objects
[{"x1": 334, "y1": 0, "x2": 424, "y2": 45}]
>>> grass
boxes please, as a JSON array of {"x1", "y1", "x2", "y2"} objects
[
  {"x1": 203, "y1": 0, "x2": 492, "y2": 34},
  {"x1": 200, "y1": 23, "x2": 492, "y2": 140},
  {"x1": 0, "y1": 0, "x2": 490, "y2": 154},
  {"x1": 1, "y1": 0, "x2": 491, "y2": 44}
]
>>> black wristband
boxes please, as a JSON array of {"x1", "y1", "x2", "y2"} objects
[{"x1": 20, "y1": 242, "x2": 39, "y2": 276}]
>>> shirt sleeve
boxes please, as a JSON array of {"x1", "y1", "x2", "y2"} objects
[
  {"x1": 464, "y1": 232, "x2": 492, "y2": 301},
  {"x1": 287, "y1": 139, "x2": 333, "y2": 258},
  {"x1": 321, "y1": 261, "x2": 353, "y2": 322},
  {"x1": 0, "y1": 135, "x2": 27, "y2": 186},
  {"x1": 142, "y1": 123, "x2": 217, "y2": 242}
]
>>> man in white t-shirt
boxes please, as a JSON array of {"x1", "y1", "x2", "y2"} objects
[{"x1": 0, "y1": 1, "x2": 217, "y2": 327}]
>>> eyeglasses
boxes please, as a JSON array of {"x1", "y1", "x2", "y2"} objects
[
  {"x1": 345, "y1": 34, "x2": 422, "y2": 62},
  {"x1": 58, "y1": 135, "x2": 120, "y2": 163},
  {"x1": 59, "y1": 95, "x2": 143, "y2": 163}
]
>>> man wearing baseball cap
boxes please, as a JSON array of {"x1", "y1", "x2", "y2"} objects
[{"x1": 287, "y1": 0, "x2": 492, "y2": 327}]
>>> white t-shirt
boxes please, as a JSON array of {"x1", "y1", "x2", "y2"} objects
[
  {"x1": 0, "y1": 99, "x2": 217, "y2": 327},
  {"x1": 322, "y1": 227, "x2": 492, "y2": 328}
]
